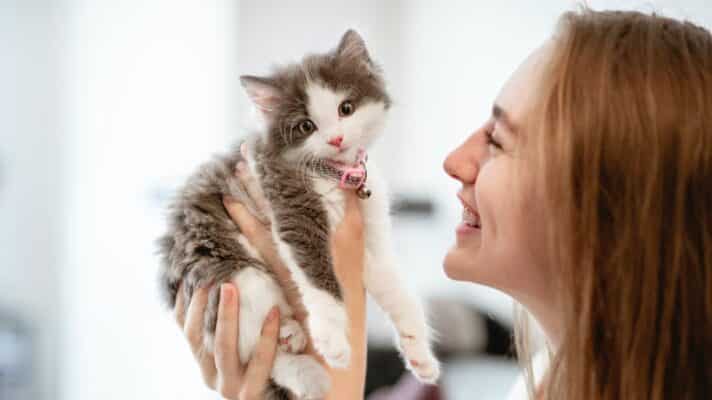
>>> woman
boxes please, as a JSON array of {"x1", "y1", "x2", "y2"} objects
[{"x1": 175, "y1": 9, "x2": 712, "y2": 399}]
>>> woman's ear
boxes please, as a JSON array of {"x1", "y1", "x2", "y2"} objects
[{"x1": 240, "y1": 75, "x2": 283, "y2": 120}]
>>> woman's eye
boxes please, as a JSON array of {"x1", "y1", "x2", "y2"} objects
[
  {"x1": 298, "y1": 119, "x2": 317, "y2": 135},
  {"x1": 338, "y1": 100, "x2": 354, "y2": 117},
  {"x1": 485, "y1": 129, "x2": 503, "y2": 152}
]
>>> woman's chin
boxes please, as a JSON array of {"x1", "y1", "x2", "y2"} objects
[
  {"x1": 443, "y1": 246, "x2": 477, "y2": 281},
  {"x1": 444, "y1": 241, "x2": 501, "y2": 286}
]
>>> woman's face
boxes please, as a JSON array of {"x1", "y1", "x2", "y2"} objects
[{"x1": 443, "y1": 46, "x2": 554, "y2": 305}]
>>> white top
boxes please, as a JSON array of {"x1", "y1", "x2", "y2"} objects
[{"x1": 506, "y1": 351, "x2": 550, "y2": 400}]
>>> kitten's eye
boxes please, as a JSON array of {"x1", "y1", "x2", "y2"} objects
[
  {"x1": 339, "y1": 100, "x2": 354, "y2": 117},
  {"x1": 298, "y1": 119, "x2": 317, "y2": 135}
]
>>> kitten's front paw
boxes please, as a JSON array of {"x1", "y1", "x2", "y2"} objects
[
  {"x1": 308, "y1": 314, "x2": 351, "y2": 368},
  {"x1": 279, "y1": 318, "x2": 307, "y2": 354},
  {"x1": 399, "y1": 334, "x2": 440, "y2": 384},
  {"x1": 289, "y1": 355, "x2": 331, "y2": 400}
]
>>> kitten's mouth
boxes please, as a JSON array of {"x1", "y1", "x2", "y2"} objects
[
  {"x1": 324, "y1": 156, "x2": 366, "y2": 188},
  {"x1": 324, "y1": 159, "x2": 354, "y2": 169},
  {"x1": 324, "y1": 147, "x2": 364, "y2": 167},
  {"x1": 324, "y1": 148, "x2": 366, "y2": 173},
  {"x1": 321, "y1": 148, "x2": 371, "y2": 198}
]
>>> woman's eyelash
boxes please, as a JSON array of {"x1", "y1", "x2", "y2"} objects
[{"x1": 485, "y1": 129, "x2": 503, "y2": 150}]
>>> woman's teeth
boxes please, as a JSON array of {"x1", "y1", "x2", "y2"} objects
[{"x1": 463, "y1": 207, "x2": 481, "y2": 229}]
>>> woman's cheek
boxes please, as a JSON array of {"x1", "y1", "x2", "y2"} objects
[
  {"x1": 474, "y1": 162, "x2": 502, "y2": 239},
  {"x1": 473, "y1": 160, "x2": 532, "y2": 283}
]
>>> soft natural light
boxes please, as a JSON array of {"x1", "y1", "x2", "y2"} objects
[{"x1": 2, "y1": 1, "x2": 711, "y2": 399}]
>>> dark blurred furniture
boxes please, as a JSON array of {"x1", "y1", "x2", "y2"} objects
[{"x1": 365, "y1": 301, "x2": 515, "y2": 398}]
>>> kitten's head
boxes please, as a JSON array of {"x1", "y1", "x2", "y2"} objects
[{"x1": 240, "y1": 30, "x2": 390, "y2": 165}]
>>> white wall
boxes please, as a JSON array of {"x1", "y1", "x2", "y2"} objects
[
  {"x1": 0, "y1": 1, "x2": 66, "y2": 398},
  {"x1": 60, "y1": 1, "x2": 237, "y2": 399}
]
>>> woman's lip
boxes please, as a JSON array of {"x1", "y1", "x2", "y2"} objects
[{"x1": 456, "y1": 222, "x2": 480, "y2": 236}]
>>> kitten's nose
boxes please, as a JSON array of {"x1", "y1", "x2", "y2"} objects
[{"x1": 328, "y1": 135, "x2": 344, "y2": 148}]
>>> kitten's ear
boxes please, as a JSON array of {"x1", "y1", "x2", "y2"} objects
[
  {"x1": 336, "y1": 29, "x2": 372, "y2": 64},
  {"x1": 240, "y1": 75, "x2": 283, "y2": 117}
]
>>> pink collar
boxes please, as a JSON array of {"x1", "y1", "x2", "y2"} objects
[
  {"x1": 338, "y1": 148, "x2": 367, "y2": 189},
  {"x1": 326, "y1": 148, "x2": 371, "y2": 198}
]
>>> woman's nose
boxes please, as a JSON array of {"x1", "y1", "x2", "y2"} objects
[{"x1": 443, "y1": 131, "x2": 483, "y2": 184}]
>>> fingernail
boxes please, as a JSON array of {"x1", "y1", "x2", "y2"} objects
[
  {"x1": 240, "y1": 142, "x2": 248, "y2": 156},
  {"x1": 223, "y1": 195, "x2": 235, "y2": 206},
  {"x1": 220, "y1": 283, "x2": 233, "y2": 303},
  {"x1": 267, "y1": 306, "x2": 280, "y2": 322},
  {"x1": 262, "y1": 307, "x2": 279, "y2": 335}
]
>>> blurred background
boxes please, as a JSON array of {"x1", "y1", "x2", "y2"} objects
[{"x1": 1, "y1": 1, "x2": 710, "y2": 399}]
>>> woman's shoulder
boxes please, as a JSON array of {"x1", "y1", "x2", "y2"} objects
[{"x1": 506, "y1": 351, "x2": 550, "y2": 400}]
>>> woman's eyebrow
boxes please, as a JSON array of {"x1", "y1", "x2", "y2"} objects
[{"x1": 492, "y1": 103, "x2": 519, "y2": 135}]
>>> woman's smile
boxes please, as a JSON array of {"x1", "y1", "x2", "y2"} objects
[{"x1": 456, "y1": 190, "x2": 481, "y2": 239}]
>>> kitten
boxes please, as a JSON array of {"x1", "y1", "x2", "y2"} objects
[{"x1": 157, "y1": 30, "x2": 439, "y2": 399}]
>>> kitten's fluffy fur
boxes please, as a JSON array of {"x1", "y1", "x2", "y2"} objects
[{"x1": 158, "y1": 30, "x2": 439, "y2": 399}]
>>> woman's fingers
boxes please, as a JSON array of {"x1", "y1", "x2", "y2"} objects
[
  {"x1": 174, "y1": 283, "x2": 186, "y2": 328},
  {"x1": 223, "y1": 198, "x2": 292, "y2": 281},
  {"x1": 223, "y1": 198, "x2": 305, "y2": 317},
  {"x1": 223, "y1": 198, "x2": 267, "y2": 245},
  {"x1": 184, "y1": 287, "x2": 208, "y2": 353},
  {"x1": 237, "y1": 142, "x2": 268, "y2": 213},
  {"x1": 331, "y1": 191, "x2": 366, "y2": 297},
  {"x1": 178, "y1": 283, "x2": 284, "y2": 400},
  {"x1": 184, "y1": 287, "x2": 218, "y2": 388},
  {"x1": 236, "y1": 162, "x2": 271, "y2": 220},
  {"x1": 241, "y1": 306, "x2": 281, "y2": 399},
  {"x1": 331, "y1": 191, "x2": 364, "y2": 258},
  {"x1": 342, "y1": 191, "x2": 364, "y2": 235},
  {"x1": 239, "y1": 142, "x2": 249, "y2": 158},
  {"x1": 214, "y1": 283, "x2": 242, "y2": 398},
  {"x1": 236, "y1": 143, "x2": 271, "y2": 223}
]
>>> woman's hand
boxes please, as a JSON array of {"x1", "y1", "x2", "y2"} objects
[
  {"x1": 175, "y1": 282, "x2": 281, "y2": 400},
  {"x1": 177, "y1": 142, "x2": 368, "y2": 400},
  {"x1": 224, "y1": 167, "x2": 366, "y2": 317},
  {"x1": 223, "y1": 158, "x2": 368, "y2": 400}
]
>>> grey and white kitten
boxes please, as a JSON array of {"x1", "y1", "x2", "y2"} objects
[{"x1": 158, "y1": 30, "x2": 439, "y2": 399}]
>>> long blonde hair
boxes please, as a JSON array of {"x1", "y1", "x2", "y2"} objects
[{"x1": 520, "y1": 9, "x2": 712, "y2": 399}]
